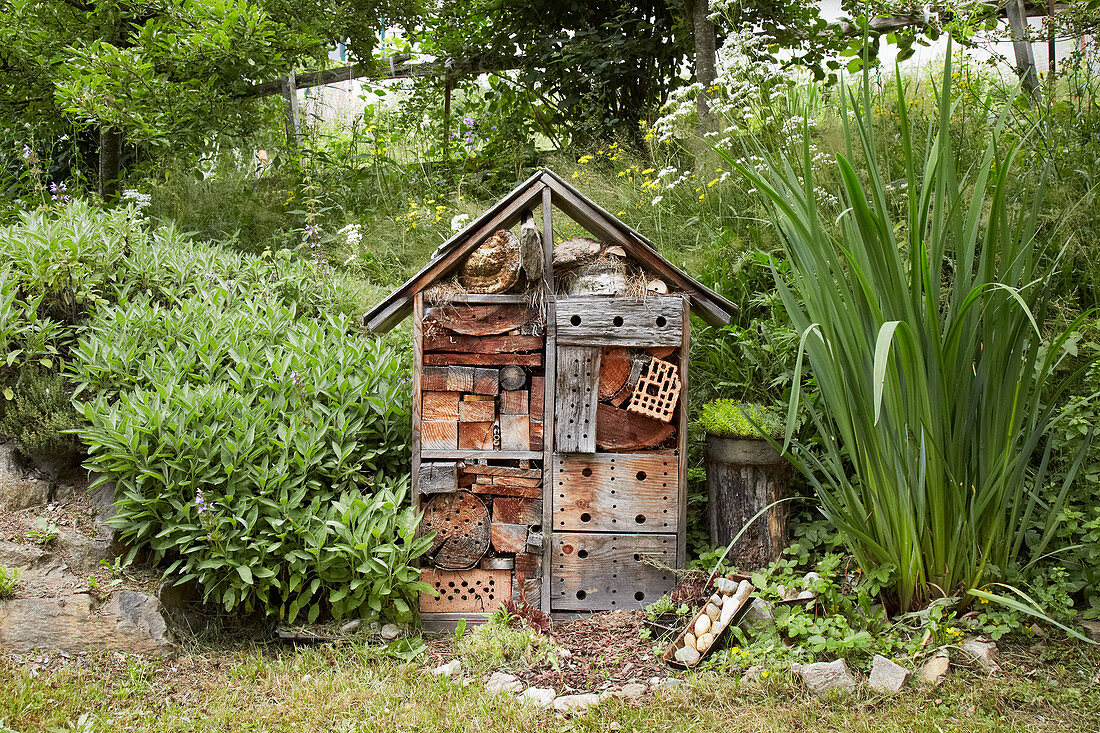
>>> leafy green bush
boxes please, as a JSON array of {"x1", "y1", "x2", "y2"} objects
[
  {"x1": 698, "y1": 400, "x2": 783, "y2": 439},
  {"x1": 0, "y1": 564, "x2": 19, "y2": 599}
]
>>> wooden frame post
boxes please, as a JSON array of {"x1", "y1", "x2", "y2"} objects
[{"x1": 540, "y1": 188, "x2": 555, "y2": 614}]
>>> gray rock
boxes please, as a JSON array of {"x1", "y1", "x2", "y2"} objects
[
  {"x1": 1080, "y1": 620, "x2": 1100, "y2": 643},
  {"x1": 960, "y1": 637, "x2": 999, "y2": 673},
  {"x1": 431, "y1": 659, "x2": 462, "y2": 680},
  {"x1": 792, "y1": 659, "x2": 858, "y2": 696},
  {"x1": 380, "y1": 623, "x2": 401, "y2": 642},
  {"x1": 520, "y1": 687, "x2": 556, "y2": 708},
  {"x1": 738, "y1": 598, "x2": 775, "y2": 632},
  {"x1": 57, "y1": 529, "x2": 111, "y2": 575},
  {"x1": 486, "y1": 671, "x2": 525, "y2": 694},
  {"x1": 653, "y1": 677, "x2": 684, "y2": 692},
  {"x1": 869, "y1": 655, "x2": 909, "y2": 693},
  {"x1": 712, "y1": 577, "x2": 737, "y2": 594},
  {"x1": 552, "y1": 693, "x2": 602, "y2": 713},
  {"x1": 673, "y1": 645, "x2": 700, "y2": 666},
  {"x1": 0, "y1": 477, "x2": 50, "y2": 512},
  {"x1": 340, "y1": 620, "x2": 361, "y2": 634},
  {"x1": 920, "y1": 652, "x2": 950, "y2": 686},
  {"x1": 616, "y1": 682, "x2": 648, "y2": 699},
  {"x1": 0, "y1": 590, "x2": 171, "y2": 654},
  {"x1": 0, "y1": 539, "x2": 47, "y2": 569},
  {"x1": 741, "y1": 665, "x2": 766, "y2": 685}
]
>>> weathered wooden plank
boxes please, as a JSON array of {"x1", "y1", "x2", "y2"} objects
[
  {"x1": 422, "y1": 420, "x2": 458, "y2": 450},
  {"x1": 420, "y1": 569, "x2": 510, "y2": 613},
  {"x1": 424, "y1": 303, "x2": 539, "y2": 336},
  {"x1": 423, "y1": 391, "x2": 461, "y2": 421},
  {"x1": 470, "y1": 483, "x2": 542, "y2": 499},
  {"x1": 499, "y1": 415, "x2": 530, "y2": 451},
  {"x1": 540, "y1": 190, "x2": 555, "y2": 616},
  {"x1": 418, "y1": 462, "x2": 459, "y2": 495},
  {"x1": 555, "y1": 345, "x2": 600, "y2": 453},
  {"x1": 530, "y1": 376, "x2": 544, "y2": 416},
  {"x1": 421, "y1": 492, "x2": 490, "y2": 569},
  {"x1": 550, "y1": 532, "x2": 676, "y2": 611},
  {"x1": 423, "y1": 352, "x2": 543, "y2": 367},
  {"x1": 500, "y1": 389, "x2": 528, "y2": 415},
  {"x1": 412, "y1": 293, "x2": 424, "y2": 513},
  {"x1": 556, "y1": 295, "x2": 683, "y2": 347},
  {"x1": 491, "y1": 475, "x2": 541, "y2": 488},
  {"x1": 423, "y1": 449, "x2": 542, "y2": 461},
  {"x1": 480, "y1": 556, "x2": 515, "y2": 570},
  {"x1": 490, "y1": 523, "x2": 529, "y2": 553},
  {"x1": 458, "y1": 421, "x2": 494, "y2": 451},
  {"x1": 459, "y1": 399, "x2": 496, "y2": 423},
  {"x1": 460, "y1": 464, "x2": 542, "y2": 479},
  {"x1": 423, "y1": 332, "x2": 543, "y2": 354},
  {"x1": 677, "y1": 294, "x2": 689, "y2": 568},
  {"x1": 422, "y1": 366, "x2": 500, "y2": 394},
  {"x1": 552, "y1": 452, "x2": 679, "y2": 533},
  {"x1": 595, "y1": 403, "x2": 675, "y2": 451},
  {"x1": 514, "y1": 551, "x2": 543, "y2": 606},
  {"x1": 493, "y1": 497, "x2": 543, "y2": 526},
  {"x1": 530, "y1": 419, "x2": 544, "y2": 451}
]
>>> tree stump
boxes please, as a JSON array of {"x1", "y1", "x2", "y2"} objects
[
  {"x1": 706, "y1": 435, "x2": 790, "y2": 569},
  {"x1": 421, "y1": 491, "x2": 491, "y2": 569}
]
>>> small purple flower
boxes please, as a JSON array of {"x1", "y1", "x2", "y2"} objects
[
  {"x1": 304, "y1": 223, "x2": 320, "y2": 240},
  {"x1": 195, "y1": 488, "x2": 211, "y2": 515},
  {"x1": 290, "y1": 370, "x2": 303, "y2": 388},
  {"x1": 49, "y1": 181, "x2": 70, "y2": 202},
  {"x1": 22, "y1": 144, "x2": 33, "y2": 160},
  {"x1": 463, "y1": 116, "x2": 475, "y2": 126}
]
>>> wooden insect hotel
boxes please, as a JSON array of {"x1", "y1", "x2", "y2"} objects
[{"x1": 364, "y1": 169, "x2": 736, "y2": 627}]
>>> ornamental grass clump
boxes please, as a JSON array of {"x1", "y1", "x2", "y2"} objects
[{"x1": 732, "y1": 53, "x2": 1093, "y2": 614}]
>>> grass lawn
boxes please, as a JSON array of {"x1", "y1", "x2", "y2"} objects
[{"x1": 1, "y1": 635, "x2": 1097, "y2": 732}]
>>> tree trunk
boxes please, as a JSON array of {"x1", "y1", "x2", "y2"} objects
[
  {"x1": 689, "y1": 0, "x2": 718, "y2": 136},
  {"x1": 706, "y1": 435, "x2": 790, "y2": 570},
  {"x1": 1006, "y1": 0, "x2": 1040, "y2": 99},
  {"x1": 97, "y1": 127, "x2": 123, "y2": 202}
]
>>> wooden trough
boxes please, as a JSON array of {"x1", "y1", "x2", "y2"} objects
[{"x1": 363, "y1": 168, "x2": 737, "y2": 628}]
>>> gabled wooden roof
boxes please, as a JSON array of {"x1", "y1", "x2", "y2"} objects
[{"x1": 363, "y1": 168, "x2": 737, "y2": 332}]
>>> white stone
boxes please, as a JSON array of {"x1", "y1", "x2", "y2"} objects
[
  {"x1": 796, "y1": 590, "x2": 817, "y2": 600},
  {"x1": 793, "y1": 659, "x2": 858, "y2": 696},
  {"x1": 694, "y1": 614, "x2": 711, "y2": 636},
  {"x1": 696, "y1": 632, "x2": 715, "y2": 651},
  {"x1": 380, "y1": 623, "x2": 401, "y2": 642},
  {"x1": 709, "y1": 593, "x2": 723, "y2": 607},
  {"x1": 673, "y1": 645, "x2": 700, "y2": 666},
  {"x1": 340, "y1": 620, "x2": 361, "y2": 634},
  {"x1": 431, "y1": 659, "x2": 462, "y2": 680},
  {"x1": 719, "y1": 597, "x2": 739, "y2": 626},
  {"x1": 683, "y1": 632, "x2": 697, "y2": 650},
  {"x1": 868, "y1": 655, "x2": 908, "y2": 694},
  {"x1": 520, "y1": 687, "x2": 555, "y2": 709},
  {"x1": 705, "y1": 603, "x2": 721, "y2": 621},
  {"x1": 616, "y1": 682, "x2": 647, "y2": 699},
  {"x1": 712, "y1": 578, "x2": 737, "y2": 594},
  {"x1": 960, "y1": 637, "x2": 999, "y2": 673},
  {"x1": 921, "y1": 652, "x2": 950, "y2": 685},
  {"x1": 486, "y1": 671, "x2": 525, "y2": 694},
  {"x1": 553, "y1": 693, "x2": 602, "y2": 713}
]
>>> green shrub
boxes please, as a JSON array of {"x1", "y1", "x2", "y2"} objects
[
  {"x1": 0, "y1": 565, "x2": 19, "y2": 599},
  {"x1": 74, "y1": 291, "x2": 423, "y2": 623},
  {"x1": 0, "y1": 366, "x2": 80, "y2": 474},
  {"x1": 698, "y1": 400, "x2": 783, "y2": 439}
]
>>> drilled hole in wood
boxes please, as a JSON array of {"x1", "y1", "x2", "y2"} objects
[
  {"x1": 580, "y1": 512, "x2": 592, "y2": 523},
  {"x1": 576, "y1": 590, "x2": 587, "y2": 600},
  {"x1": 613, "y1": 316, "x2": 624, "y2": 327},
  {"x1": 581, "y1": 468, "x2": 593, "y2": 477},
  {"x1": 633, "y1": 553, "x2": 641, "y2": 561},
  {"x1": 635, "y1": 514, "x2": 646, "y2": 524},
  {"x1": 636, "y1": 471, "x2": 647, "y2": 481},
  {"x1": 655, "y1": 316, "x2": 667, "y2": 327},
  {"x1": 635, "y1": 591, "x2": 645, "y2": 601},
  {"x1": 578, "y1": 549, "x2": 588, "y2": 559},
  {"x1": 570, "y1": 315, "x2": 581, "y2": 326}
]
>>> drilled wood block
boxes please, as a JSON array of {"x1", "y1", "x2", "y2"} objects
[
  {"x1": 500, "y1": 415, "x2": 530, "y2": 451},
  {"x1": 627, "y1": 358, "x2": 681, "y2": 423},
  {"x1": 493, "y1": 497, "x2": 543, "y2": 526},
  {"x1": 458, "y1": 421, "x2": 494, "y2": 451},
  {"x1": 491, "y1": 523, "x2": 529, "y2": 553},
  {"x1": 500, "y1": 389, "x2": 528, "y2": 416},
  {"x1": 420, "y1": 569, "x2": 511, "y2": 613},
  {"x1": 423, "y1": 332, "x2": 543, "y2": 354},
  {"x1": 555, "y1": 345, "x2": 600, "y2": 453},
  {"x1": 421, "y1": 491, "x2": 490, "y2": 569},
  {"x1": 550, "y1": 532, "x2": 676, "y2": 611},
  {"x1": 513, "y1": 552, "x2": 543, "y2": 606},
  {"x1": 480, "y1": 556, "x2": 515, "y2": 570},
  {"x1": 552, "y1": 452, "x2": 679, "y2": 533},
  {"x1": 423, "y1": 391, "x2": 460, "y2": 421},
  {"x1": 556, "y1": 296, "x2": 683, "y2": 347},
  {"x1": 459, "y1": 399, "x2": 496, "y2": 423},
  {"x1": 422, "y1": 420, "x2": 458, "y2": 450},
  {"x1": 417, "y1": 462, "x2": 459, "y2": 495}
]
